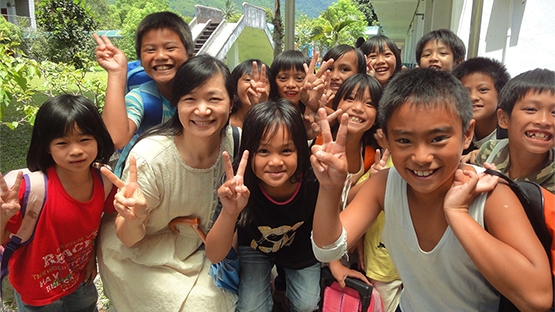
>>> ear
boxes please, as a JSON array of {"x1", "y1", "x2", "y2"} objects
[
  {"x1": 454, "y1": 58, "x2": 464, "y2": 67},
  {"x1": 497, "y1": 108, "x2": 509, "y2": 129},
  {"x1": 463, "y1": 119, "x2": 475, "y2": 149}
]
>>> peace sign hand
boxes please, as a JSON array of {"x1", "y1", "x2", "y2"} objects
[
  {"x1": 0, "y1": 171, "x2": 22, "y2": 222},
  {"x1": 93, "y1": 34, "x2": 128, "y2": 74},
  {"x1": 100, "y1": 156, "x2": 148, "y2": 223},
  {"x1": 310, "y1": 108, "x2": 349, "y2": 188},
  {"x1": 301, "y1": 52, "x2": 334, "y2": 112},
  {"x1": 247, "y1": 61, "x2": 270, "y2": 105},
  {"x1": 217, "y1": 150, "x2": 250, "y2": 216}
]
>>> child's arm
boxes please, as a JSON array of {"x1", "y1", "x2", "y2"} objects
[
  {"x1": 445, "y1": 169, "x2": 553, "y2": 311},
  {"x1": 205, "y1": 151, "x2": 249, "y2": 263},
  {"x1": 0, "y1": 171, "x2": 22, "y2": 244},
  {"x1": 100, "y1": 156, "x2": 149, "y2": 247},
  {"x1": 311, "y1": 109, "x2": 383, "y2": 260},
  {"x1": 93, "y1": 34, "x2": 136, "y2": 149}
]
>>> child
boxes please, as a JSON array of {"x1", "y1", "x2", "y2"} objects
[
  {"x1": 270, "y1": 50, "x2": 310, "y2": 106},
  {"x1": 453, "y1": 57, "x2": 510, "y2": 154},
  {"x1": 311, "y1": 68, "x2": 552, "y2": 311},
  {"x1": 206, "y1": 99, "x2": 321, "y2": 312},
  {"x1": 321, "y1": 44, "x2": 367, "y2": 105},
  {"x1": 230, "y1": 59, "x2": 272, "y2": 128},
  {"x1": 360, "y1": 35, "x2": 402, "y2": 87},
  {"x1": 474, "y1": 68, "x2": 555, "y2": 193},
  {"x1": 93, "y1": 11, "x2": 194, "y2": 176},
  {"x1": 0, "y1": 95, "x2": 115, "y2": 311},
  {"x1": 415, "y1": 28, "x2": 465, "y2": 72},
  {"x1": 97, "y1": 54, "x2": 237, "y2": 311}
]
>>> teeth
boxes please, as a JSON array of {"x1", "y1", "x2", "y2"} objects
[
  {"x1": 526, "y1": 132, "x2": 551, "y2": 141},
  {"x1": 375, "y1": 68, "x2": 387, "y2": 72},
  {"x1": 413, "y1": 170, "x2": 433, "y2": 177},
  {"x1": 156, "y1": 65, "x2": 171, "y2": 70},
  {"x1": 195, "y1": 120, "x2": 211, "y2": 125},
  {"x1": 349, "y1": 116, "x2": 364, "y2": 123}
]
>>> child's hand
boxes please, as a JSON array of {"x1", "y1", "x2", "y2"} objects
[
  {"x1": 460, "y1": 149, "x2": 479, "y2": 164},
  {"x1": 373, "y1": 128, "x2": 387, "y2": 149},
  {"x1": 100, "y1": 156, "x2": 148, "y2": 223},
  {"x1": 311, "y1": 108, "x2": 349, "y2": 187},
  {"x1": 370, "y1": 148, "x2": 390, "y2": 176},
  {"x1": 329, "y1": 261, "x2": 371, "y2": 288},
  {"x1": 444, "y1": 169, "x2": 498, "y2": 217},
  {"x1": 301, "y1": 52, "x2": 334, "y2": 112},
  {"x1": 93, "y1": 34, "x2": 128, "y2": 73},
  {"x1": 246, "y1": 61, "x2": 269, "y2": 105},
  {"x1": 0, "y1": 171, "x2": 22, "y2": 221},
  {"x1": 218, "y1": 150, "x2": 250, "y2": 216}
]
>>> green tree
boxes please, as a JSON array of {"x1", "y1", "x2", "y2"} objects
[
  {"x1": 223, "y1": 0, "x2": 238, "y2": 21},
  {"x1": 89, "y1": 0, "x2": 119, "y2": 29},
  {"x1": 272, "y1": 0, "x2": 283, "y2": 57},
  {"x1": 353, "y1": 0, "x2": 379, "y2": 26},
  {"x1": 295, "y1": 14, "x2": 314, "y2": 54},
  {"x1": 36, "y1": 0, "x2": 98, "y2": 69},
  {"x1": 311, "y1": 0, "x2": 366, "y2": 50}
]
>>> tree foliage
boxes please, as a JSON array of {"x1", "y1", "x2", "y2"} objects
[
  {"x1": 353, "y1": 0, "x2": 379, "y2": 26},
  {"x1": 310, "y1": 0, "x2": 366, "y2": 50},
  {"x1": 36, "y1": 0, "x2": 98, "y2": 69}
]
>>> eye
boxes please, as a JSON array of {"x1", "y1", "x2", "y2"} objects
[
  {"x1": 341, "y1": 67, "x2": 352, "y2": 73},
  {"x1": 422, "y1": 53, "x2": 430, "y2": 57},
  {"x1": 368, "y1": 54, "x2": 377, "y2": 59},
  {"x1": 210, "y1": 97, "x2": 224, "y2": 102},
  {"x1": 523, "y1": 107, "x2": 537, "y2": 113},
  {"x1": 396, "y1": 138, "x2": 411, "y2": 145},
  {"x1": 278, "y1": 76, "x2": 287, "y2": 82},
  {"x1": 432, "y1": 135, "x2": 449, "y2": 143},
  {"x1": 365, "y1": 101, "x2": 374, "y2": 107},
  {"x1": 166, "y1": 46, "x2": 176, "y2": 51},
  {"x1": 295, "y1": 76, "x2": 305, "y2": 82},
  {"x1": 478, "y1": 88, "x2": 490, "y2": 93},
  {"x1": 257, "y1": 148, "x2": 269, "y2": 155},
  {"x1": 180, "y1": 95, "x2": 195, "y2": 102},
  {"x1": 439, "y1": 52, "x2": 449, "y2": 56}
]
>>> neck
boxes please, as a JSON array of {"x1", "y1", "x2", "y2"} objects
[
  {"x1": 156, "y1": 81, "x2": 173, "y2": 100},
  {"x1": 174, "y1": 133, "x2": 222, "y2": 169},
  {"x1": 230, "y1": 107, "x2": 249, "y2": 128},
  {"x1": 473, "y1": 117, "x2": 497, "y2": 141},
  {"x1": 345, "y1": 133, "x2": 364, "y2": 174},
  {"x1": 508, "y1": 146, "x2": 549, "y2": 179}
]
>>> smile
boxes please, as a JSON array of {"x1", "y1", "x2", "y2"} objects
[
  {"x1": 525, "y1": 131, "x2": 552, "y2": 141},
  {"x1": 349, "y1": 116, "x2": 365, "y2": 123},
  {"x1": 154, "y1": 65, "x2": 173, "y2": 71},
  {"x1": 412, "y1": 169, "x2": 434, "y2": 177},
  {"x1": 193, "y1": 120, "x2": 213, "y2": 125}
]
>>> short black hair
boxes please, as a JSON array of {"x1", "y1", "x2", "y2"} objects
[
  {"x1": 135, "y1": 11, "x2": 194, "y2": 60},
  {"x1": 27, "y1": 95, "x2": 114, "y2": 173},
  {"x1": 360, "y1": 35, "x2": 402, "y2": 78},
  {"x1": 378, "y1": 68, "x2": 472, "y2": 135},
  {"x1": 322, "y1": 44, "x2": 367, "y2": 75},
  {"x1": 230, "y1": 59, "x2": 273, "y2": 114},
  {"x1": 499, "y1": 68, "x2": 555, "y2": 116},
  {"x1": 415, "y1": 29, "x2": 466, "y2": 66},
  {"x1": 452, "y1": 57, "x2": 510, "y2": 93}
]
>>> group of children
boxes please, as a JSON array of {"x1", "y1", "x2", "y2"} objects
[{"x1": 0, "y1": 9, "x2": 553, "y2": 312}]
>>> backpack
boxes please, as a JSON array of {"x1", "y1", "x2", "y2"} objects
[
  {"x1": 484, "y1": 169, "x2": 554, "y2": 312},
  {"x1": 126, "y1": 60, "x2": 163, "y2": 135}
]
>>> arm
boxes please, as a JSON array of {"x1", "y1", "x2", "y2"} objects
[
  {"x1": 205, "y1": 151, "x2": 250, "y2": 264},
  {"x1": 0, "y1": 171, "x2": 22, "y2": 244},
  {"x1": 93, "y1": 34, "x2": 137, "y2": 149},
  {"x1": 100, "y1": 156, "x2": 149, "y2": 247},
  {"x1": 445, "y1": 170, "x2": 552, "y2": 311}
]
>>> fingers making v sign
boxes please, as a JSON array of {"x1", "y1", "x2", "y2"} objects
[{"x1": 217, "y1": 150, "x2": 250, "y2": 215}]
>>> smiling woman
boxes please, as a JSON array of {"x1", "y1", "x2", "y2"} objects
[{"x1": 97, "y1": 55, "x2": 239, "y2": 312}]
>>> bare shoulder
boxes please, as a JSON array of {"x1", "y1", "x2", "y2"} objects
[{"x1": 348, "y1": 168, "x2": 388, "y2": 212}]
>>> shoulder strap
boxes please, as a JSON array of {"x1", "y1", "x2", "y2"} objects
[
  {"x1": 137, "y1": 81, "x2": 163, "y2": 135},
  {"x1": 126, "y1": 60, "x2": 152, "y2": 92},
  {"x1": 232, "y1": 126, "x2": 240, "y2": 159},
  {"x1": 485, "y1": 140, "x2": 508, "y2": 163}
]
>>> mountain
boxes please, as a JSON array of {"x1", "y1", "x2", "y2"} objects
[{"x1": 169, "y1": 0, "x2": 335, "y2": 19}]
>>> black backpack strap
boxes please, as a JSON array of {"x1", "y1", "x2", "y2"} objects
[{"x1": 231, "y1": 126, "x2": 240, "y2": 159}]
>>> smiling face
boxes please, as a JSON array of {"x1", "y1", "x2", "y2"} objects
[
  {"x1": 328, "y1": 50, "x2": 358, "y2": 92},
  {"x1": 337, "y1": 85, "x2": 377, "y2": 136},
  {"x1": 49, "y1": 124, "x2": 98, "y2": 175},
  {"x1": 140, "y1": 28, "x2": 189, "y2": 86},
  {"x1": 419, "y1": 40, "x2": 456, "y2": 72},
  {"x1": 237, "y1": 72, "x2": 270, "y2": 108},
  {"x1": 177, "y1": 72, "x2": 231, "y2": 140},
  {"x1": 499, "y1": 90, "x2": 555, "y2": 155},
  {"x1": 367, "y1": 47, "x2": 397, "y2": 85},
  {"x1": 252, "y1": 124, "x2": 299, "y2": 200},
  {"x1": 386, "y1": 102, "x2": 473, "y2": 195},
  {"x1": 275, "y1": 68, "x2": 306, "y2": 105}
]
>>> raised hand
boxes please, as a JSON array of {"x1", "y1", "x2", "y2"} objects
[
  {"x1": 217, "y1": 150, "x2": 250, "y2": 215},
  {"x1": 310, "y1": 108, "x2": 349, "y2": 187},
  {"x1": 444, "y1": 168, "x2": 498, "y2": 218},
  {"x1": 0, "y1": 171, "x2": 22, "y2": 221},
  {"x1": 93, "y1": 34, "x2": 128, "y2": 73},
  {"x1": 246, "y1": 61, "x2": 270, "y2": 105},
  {"x1": 301, "y1": 52, "x2": 334, "y2": 112},
  {"x1": 100, "y1": 156, "x2": 147, "y2": 223},
  {"x1": 370, "y1": 148, "x2": 391, "y2": 176}
]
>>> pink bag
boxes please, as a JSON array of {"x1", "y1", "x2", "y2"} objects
[{"x1": 322, "y1": 280, "x2": 384, "y2": 312}]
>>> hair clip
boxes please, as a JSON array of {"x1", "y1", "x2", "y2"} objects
[{"x1": 92, "y1": 162, "x2": 113, "y2": 172}]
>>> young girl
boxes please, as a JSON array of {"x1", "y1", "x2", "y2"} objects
[
  {"x1": 360, "y1": 35, "x2": 402, "y2": 87},
  {"x1": 230, "y1": 59, "x2": 272, "y2": 128},
  {"x1": 0, "y1": 94, "x2": 115, "y2": 311},
  {"x1": 206, "y1": 99, "x2": 321, "y2": 312},
  {"x1": 97, "y1": 54, "x2": 238, "y2": 311},
  {"x1": 270, "y1": 50, "x2": 310, "y2": 107}
]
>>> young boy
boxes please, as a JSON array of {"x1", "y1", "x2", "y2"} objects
[
  {"x1": 415, "y1": 29, "x2": 465, "y2": 72},
  {"x1": 453, "y1": 57, "x2": 510, "y2": 153},
  {"x1": 474, "y1": 68, "x2": 555, "y2": 193},
  {"x1": 310, "y1": 68, "x2": 552, "y2": 311},
  {"x1": 94, "y1": 11, "x2": 194, "y2": 176}
]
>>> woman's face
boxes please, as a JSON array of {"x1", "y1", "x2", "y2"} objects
[{"x1": 177, "y1": 72, "x2": 231, "y2": 139}]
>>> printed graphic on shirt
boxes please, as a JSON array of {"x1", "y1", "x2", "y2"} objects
[{"x1": 251, "y1": 222, "x2": 304, "y2": 253}]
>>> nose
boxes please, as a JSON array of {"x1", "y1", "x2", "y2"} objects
[
  {"x1": 195, "y1": 100, "x2": 211, "y2": 116},
  {"x1": 351, "y1": 100, "x2": 364, "y2": 112},
  {"x1": 268, "y1": 154, "x2": 283, "y2": 166},
  {"x1": 69, "y1": 144, "x2": 84, "y2": 156},
  {"x1": 155, "y1": 48, "x2": 167, "y2": 60},
  {"x1": 285, "y1": 77, "x2": 296, "y2": 88},
  {"x1": 429, "y1": 52, "x2": 439, "y2": 62},
  {"x1": 411, "y1": 144, "x2": 433, "y2": 165},
  {"x1": 375, "y1": 54, "x2": 385, "y2": 64},
  {"x1": 536, "y1": 109, "x2": 554, "y2": 127},
  {"x1": 330, "y1": 68, "x2": 340, "y2": 80},
  {"x1": 469, "y1": 89, "x2": 479, "y2": 102}
]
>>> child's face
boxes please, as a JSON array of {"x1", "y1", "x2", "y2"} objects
[
  {"x1": 337, "y1": 86, "x2": 377, "y2": 136},
  {"x1": 49, "y1": 124, "x2": 98, "y2": 175},
  {"x1": 140, "y1": 28, "x2": 189, "y2": 86},
  {"x1": 177, "y1": 72, "x2": 231, "y2": 139},
  {"x1": 367, "y1": 47, "x2": 397, "y2": 85},
  {"x1": 237, "y1": 71, "x2": 270, "y2": 107},
  {"x1": 252, "y1": 124, "x2": 299, "y2": 199},
  {"x1": 498, "y1": 90, "x2": 555, "y2": 155},
  {"x1": 328, "y1": 50, "x2": 358, "y2": 92},
  {"x1": 386, "y1": 102, "x2": 474, "y2": 195},
  {"x1": 275, "y1": 68, "x2": 306, "y2": 105},
  {"x1": 419, "y1": 40, "x2": 457, "y2": 72},
  {"x1": 460, "y1": 73, "x2": 499, "y2": 123}
]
